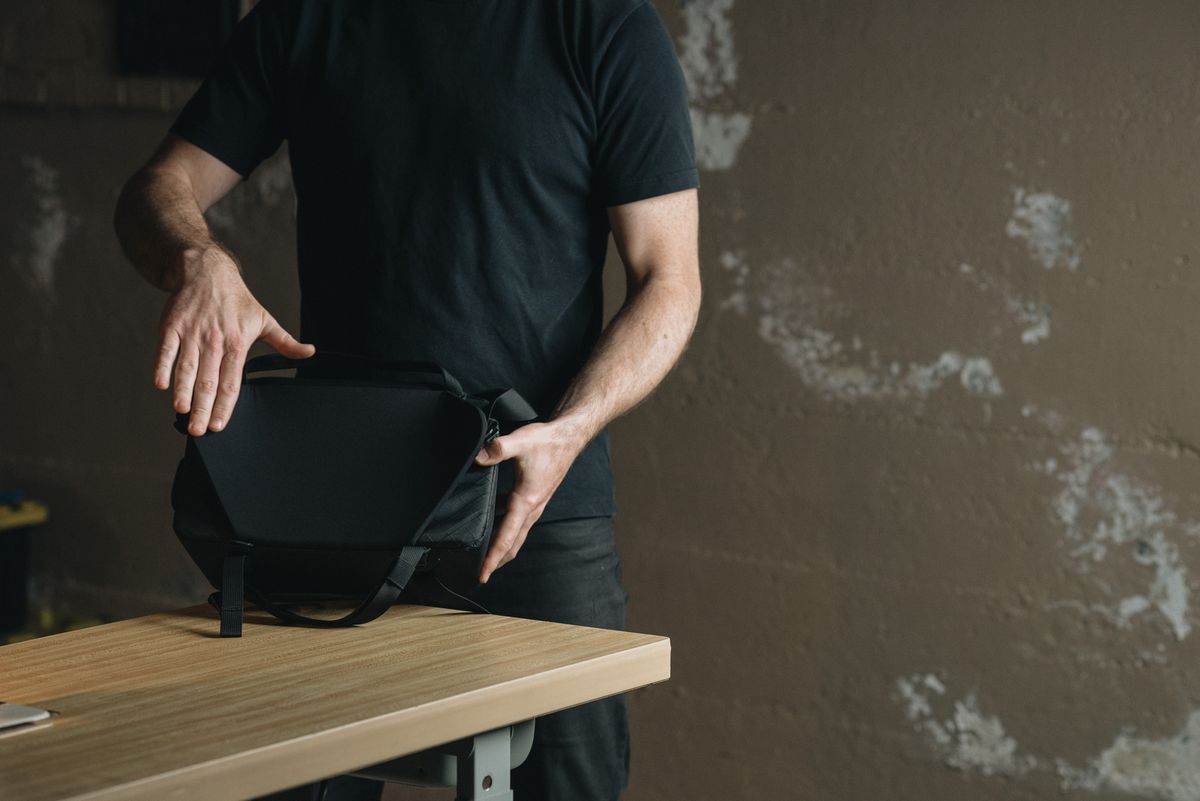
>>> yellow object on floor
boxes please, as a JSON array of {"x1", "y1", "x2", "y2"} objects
[{"x1": 0, "y1": 500, "x2": 48, "y2": 532}]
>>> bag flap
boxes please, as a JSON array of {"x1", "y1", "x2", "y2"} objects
[{"x1": 190, "y1": 381, "x2": 487, "y2": 549}]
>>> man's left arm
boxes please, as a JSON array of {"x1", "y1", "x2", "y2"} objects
[{"x1": 475, "y1": 187, "x2": 701, "y2": 582}]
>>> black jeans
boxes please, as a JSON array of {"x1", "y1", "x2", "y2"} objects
[{"x1": 256, "y1": 515, "x2": 629, "y2": 801}]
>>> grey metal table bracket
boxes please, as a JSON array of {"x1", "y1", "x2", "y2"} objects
[{"x1": 351, "y1": 719, "x2": 535, "y2": 801}]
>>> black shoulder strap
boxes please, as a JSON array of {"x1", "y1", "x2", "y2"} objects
[
  {"x1": 211, "y1": 546, "x2": 427, "y2": 636},
  {"x1": 478, "y1": 388, "x2": 539, "y2": 428}
]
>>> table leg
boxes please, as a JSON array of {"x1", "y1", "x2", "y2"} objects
[{"x1": 456, "y1": 726, "x2": 514, "y2": 801}]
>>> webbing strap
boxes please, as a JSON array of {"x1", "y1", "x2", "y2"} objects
[
  {"x1": 219, "y1": 553, "x2": 245, "y2": 638},
  {"x1": 244, "y1": 546, "x2": 428, "y2": 630},
  {"x1": 479, "y1": 388, "x2": 539, "y2": 429}
]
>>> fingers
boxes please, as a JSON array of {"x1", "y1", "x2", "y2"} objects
[
  {"x1": 156, "y1": 263, "x2": 301, "y2": 433},
  {"x1": 173, "y1": 344, "x2": 199, "y2": 414},
  {"x1": 480, "y1": 514, "x2": 518, "y2": 583},
  {"x1": 479, "y1": 494, "x2": 542, "y2": 583},
  {"x1": 154, "y1": 331, "x2": 180, "y2": 390},
  {"x1": 186, "y1": 347, "x2": 223, "y2": 436},
  {"x1": 208, "y1": 346, "x2": 247, "y2": 432},
  {"x1": 260, "y1": 316, "x2": 315, "y2": 359}
]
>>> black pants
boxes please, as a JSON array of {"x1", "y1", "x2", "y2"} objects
[{"x1": 256, "y1": 515, "x2": 629, "y2": 801}]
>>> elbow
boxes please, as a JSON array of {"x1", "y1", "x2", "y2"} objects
[
  {"x1": 112, "y1": 166, "x2": 155, "y2": 247},
  {"x1": 673, "y1": 260, "x2": 702, "y2": 332}
]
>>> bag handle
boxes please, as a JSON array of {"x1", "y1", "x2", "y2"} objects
[
  {"x1": 244, "y1": 351, "x2": 464, "y2": 395},
  {"x1": 212, "y1": 546, "x2": 428, "y2": 636}
]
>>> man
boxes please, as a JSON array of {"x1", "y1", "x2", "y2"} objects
[{"x1": 114, "y1": 1, "x2": 699, "y2": 799}]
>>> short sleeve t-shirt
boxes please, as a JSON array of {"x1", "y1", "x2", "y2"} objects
[{"x1": 170, "y1": 0, "x2": 699, "y2": 520}]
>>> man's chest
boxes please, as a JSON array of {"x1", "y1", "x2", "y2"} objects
[{"x1": 287, "y1": 8, "x2": 596, "y2": 180}]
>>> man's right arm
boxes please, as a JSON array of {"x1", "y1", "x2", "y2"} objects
[{"x1": 113, "y1": 134, "x2": 314, "y2": 437}]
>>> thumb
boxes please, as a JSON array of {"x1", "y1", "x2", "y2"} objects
[
  {"x1": 260, "y1": 316, "x2": 316, "y2": 359},
  {"x1": 475, "y1": 436, "x2": 512, "y2": 466}
]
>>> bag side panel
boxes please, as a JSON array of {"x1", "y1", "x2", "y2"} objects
[
  {"x1": 417, "y1": 462, "x2": 497, "y2": 549},
  {"x1": 171, "y1": 439, "x2": 236, "y2": 590}
]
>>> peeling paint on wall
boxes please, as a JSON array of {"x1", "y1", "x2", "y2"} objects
[
  {"x1": 203, "y1": 151, "x2": 296, "y2": 232},
  {"x1": 690, "y1": 109, "x2": 753, "y2": 172},
  {"x1": 959, "y1": 356, "x2": 1002, "y2": 396},
  {"x1": 723, "y1": 251, "x2": 1003, "y2": 402},
  {"x1": 13, "y1": 155, "x2": 74, "y2": 299},
  {"x1": 1018, "y1": 309, "x2": 1052, "y2": 344},
  {"x1": 1006, "y1": 188, "x2": 1082, "y2": 271},
  {"x1": 1058, "y1": 711, "x2": 1200, "y2": 800},
  {"x1": 895, "y1": 674, "x2": 1036, "y2": 777},
  {"x1": 899, "y1": 675, "x2": 1200, "y2": 799},
  {"x1": 1033, "y1": 425, "x2": 1198, "y2": 641},
  {"x1": 679, "y1": 0, "x2": 738, "y2": 101},
  {"x1": 678, "y1": 0, "x2": 752, "y2": 171},
  {"x1": 959, "y1": 262, "x2": 1052, "y2": 345}
]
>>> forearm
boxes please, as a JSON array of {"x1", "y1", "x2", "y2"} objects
[
  {"x1": 113, "y1": 167, "x2": 228, "y2": 292},
  {"x1": 550, "y1": 273, "x2": 701, "y2": 446}
]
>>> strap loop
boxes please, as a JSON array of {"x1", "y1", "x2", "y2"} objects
[
  {"x1": 218, "y1": 553, "x2": 246, "y2": 638},
  {"x1": 242, "y1": 546, "x2": 428, "y2": 630}
]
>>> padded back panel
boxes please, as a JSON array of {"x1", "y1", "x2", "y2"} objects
[{"x1": 191, "y1": 381, "x2": 486, "y2": 549}]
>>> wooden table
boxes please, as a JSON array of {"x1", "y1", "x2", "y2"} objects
[{"x1": 0, "y1": 604, "x2": 670, "y2": 801}]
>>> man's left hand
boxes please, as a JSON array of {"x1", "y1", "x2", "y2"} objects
[{"x1": 474, "y1": 420, "x2": 589, "y2": 583}]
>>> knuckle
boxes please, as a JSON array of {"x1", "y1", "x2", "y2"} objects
[
  {"x1": 177, "y1": 359, "x2": 197, "y2": 374},
  {"x1": 197, "y1": 378, "x2": 218, "y2": 393},
  {"x1": 221, "y1": 381, "x2": 240, "y2": 394},
  {"x1": 511, "y1": 491, "x2": 541, "y2": 509}
]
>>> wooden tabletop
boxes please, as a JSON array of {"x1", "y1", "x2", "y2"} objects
[{"x1": 0, "y1": 604, "x2": 670, "y2": 801}]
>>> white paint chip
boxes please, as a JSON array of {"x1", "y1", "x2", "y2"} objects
[
  {"x1": 1059, "y1": 710, "x2": 1200, "y2": 800},
  {"x1": 958, "y1": 262, "x2": 1052, "y2": 346},
  {"x1": 960, "y1": 357, "x2": 1003, "y2": 396},
  {"x1": 678, "y1": 0, "x2": 751, "y2": 171},
  {"x1": 1018, "y1": 309, "x2": 1052, "y2": 344},
  {"x1": 15, "y1": 155, "x2": 74, "y2": 298},
  {"x1": 1040, "y1": 426, "x2": 1194, "y2": 640},
  {"x1": 690, "y1": 109, "x2": 753, "y2": 171},
  {"x1": 1006, "y1": 188, "x2": 1082, "y2": 270},
  {"x1": 718, "y1": 249, "x2": 750, "y2": 313},
  {"x1": 895, "y1": 674, "x2": 1036, "y2": 777},
  {"x1": 204, "y1": 151, "x2": 296, "y2": 231},
  {"x1": 723, "y1": 252, "x2": 1003, "y2": 403},
  {"x1": 679, "y1": 0, "x2": 739, "y2": 102}
]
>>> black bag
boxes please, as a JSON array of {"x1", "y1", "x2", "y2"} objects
[{"x1": 169, "y1": 352, "x2": 536, "y2": 637}]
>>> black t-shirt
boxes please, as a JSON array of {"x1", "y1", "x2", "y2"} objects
[{"x1": 170, "y1": 0, "x2": 699, "y2": 520}]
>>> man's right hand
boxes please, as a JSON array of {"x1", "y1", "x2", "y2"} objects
[{"x1": 155, "y1": 247, "x2": 315, "y2": 436}]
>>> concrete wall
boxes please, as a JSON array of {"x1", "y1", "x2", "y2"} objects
[{"x1": 4, "y1": 1, "x2": 1200, "y2": 799}]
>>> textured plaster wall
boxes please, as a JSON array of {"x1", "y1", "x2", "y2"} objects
[{"x1": 4, "y1": 1, "x2": 1200, "y2": 800}]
